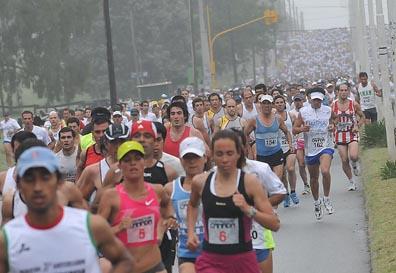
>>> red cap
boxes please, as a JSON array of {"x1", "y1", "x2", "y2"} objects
[{"x1": 131, "y1": 120, "x2": 157, "y2": 138}]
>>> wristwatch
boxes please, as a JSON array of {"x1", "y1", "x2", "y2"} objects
[{"x1": 247, "y1": 206, "x2": 257, "y2": 218}]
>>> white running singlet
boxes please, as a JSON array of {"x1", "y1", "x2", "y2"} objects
[
  {"x1": 300, "y1": 105, "x2": 333, "y2": 157},
  {"x1": 2, "y1": 166, "x2": 16, "y2": 195},
  {"x1": 357, "y1": 83, "x2": 376, "y2": 110},
  {"x1": 3, "y1": 207, "x2": 101, "y2": 273}
]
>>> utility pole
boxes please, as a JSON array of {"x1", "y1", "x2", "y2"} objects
[
  {"x1": 252, "y1": 45, "x2": 256, "y2": 86},
  {"x1": 376, "y1": 0, "x2": 396, "y2": 160},
  {"x1": 367, "y1": 0, "x2": 383, "y2": 120},
  {"x1": 188, "y1": 0, "x2": 197, "y2": 91},
  {"x1": 226, "y1": 1, "x2": 238, "y2": 85},
  {"x1": 198, "y1": 0, "x2": 211, "y2": 90},
  {"x1": 103, "y1": 0, "x2": 117, "y2": 109},
  {"x1": 129, "y1": 5, "x2": 142, "y2": 100},
  {"x1": 348, "y1": 0, "x2": 358, "y2": 73},
  {"x1": 357, "y1": 0, "x2": 369, "y2": 72},
  {"x1": 300, "y1": 11, "x2": 304, "y2": 30},
  {"x1": 294, "y1": 6, "x2": 299, "y2": 31}
]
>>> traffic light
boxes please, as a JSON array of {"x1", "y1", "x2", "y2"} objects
[{"x1": 264, "y1": 9, "x2": 279, "y2": 25}]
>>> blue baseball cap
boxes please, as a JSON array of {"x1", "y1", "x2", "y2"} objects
[{"x1": 17, "y1": 147, "x2": 60, "y2": 177}]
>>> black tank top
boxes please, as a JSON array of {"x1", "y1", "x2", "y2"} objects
[
  {"x1": 144, "y1": 160, "x2": 168, "y2": 186},
  {"x1": 202, "y1": 170, "x2": 254, "y2": 254}
]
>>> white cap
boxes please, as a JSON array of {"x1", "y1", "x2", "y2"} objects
[
  {"x1": 179, "y1": 137, "x2": 205, "y2": 158},
  {"x1": 310, "y1": 92, "x2": 324, "y2": 100},
  {"x1": 161, "y1": 93, "x2": 168, "y2": 98},
  {"x1": 259, "y1": 95, "x2": 274, "y2": 103},
  {"x1": 326, "y1": 83, "x2": 333, "y2": 88},
  {"x1": 112, "y1": 111, "x2": 122, "y2": 117}
]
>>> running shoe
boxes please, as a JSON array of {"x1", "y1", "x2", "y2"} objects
[
  {"x1": 352, "y1": 162, "x2": 361, "y2": 176},
  {"x1": 348, "y1": 181, "x2": 357, "y2": 191},
  {"x1": 314, "y1": 200, "x2": 323, "y2": 220},
  {"x1": 290, "y1": 192, "x2": 300, "y2": 204},
  {"x1": 283, "y1": 194, "x2": 290, "y2": 208},
  {"x1": 302, "y1": 184, "x2": 311, "y2": 195},
  {"x1": 322, "y1": 197, "x2": 334, "y2": 215}
]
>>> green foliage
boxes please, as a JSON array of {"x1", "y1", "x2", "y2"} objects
[
  {"x1": 361, "y1": 120, "x2": 387, "y2": 149},
  {"x1": 380, "y1": 160, "x2": 396, "y2": 180}
]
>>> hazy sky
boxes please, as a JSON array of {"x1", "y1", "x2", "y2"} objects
[{"x1": 292, "y1": 0, "x2": 389, "y2": 30}]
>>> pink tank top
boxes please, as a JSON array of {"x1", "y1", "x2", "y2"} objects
[
  {"x1": 113, "y1": 183, "x2": 160, "y2": 247},
  {"x1": 164, "y1": 126, "x2": 191, "y2": 157}
]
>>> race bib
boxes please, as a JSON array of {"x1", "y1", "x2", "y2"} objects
[
  {"x1": 337, "y1": 121, "x2": 352, "y2": 131},
  {"x1": 264, "y1": 134, "x2": 278, "y2": 147},
  {"x1": 208, "y1": 218, "x2": 239, "y2": 245},
  {"x1": 127, "y1": 214, "x2": 155, "y2": 243},
  {"x1": 312, "y1": 137, "x2": 325, "y2": 148}
]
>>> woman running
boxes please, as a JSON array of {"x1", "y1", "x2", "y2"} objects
[
  {"x1": 98, "y1": 141, "x2": 176, "y2": 273},
  {"x1": 187, "y1": 130, "x2": 280, "y2": 273},
  {"x1": 165, "y1": 137, "x2": 206, "y2": 273}
]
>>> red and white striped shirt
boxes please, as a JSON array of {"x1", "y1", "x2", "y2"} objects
[{"x1": 332, "y1": 98, "x2": 358, "y2": 144}]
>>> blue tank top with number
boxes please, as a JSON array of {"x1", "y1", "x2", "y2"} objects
[
  {"x1": 255, "y1": 116, "x2": 282, "y2": 156},
  {"x1": 171, "y1": 177, "x2": 204, "y2": 258}
]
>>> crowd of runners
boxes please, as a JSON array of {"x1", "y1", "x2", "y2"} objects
[{"x1": 0, "y1": 71, "x2": 382, "y2": 273}]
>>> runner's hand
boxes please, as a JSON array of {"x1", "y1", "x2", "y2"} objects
[
  {"x1": 163, "y1": 217, "x2": 178, "y2": 229},
  {"x1": 233, "y1": 191, "x2": 249, "y2": 214},
  {"x1": 187, "y1": 233, "x2": 200, "y2": 251},
  {"x1": 352, "y1": 125, "x2": 359, "y2": 133},
  {"x1": 328, "y1": 123, "x2": 335, "y2": 131},
  {"x1": 301, "y1": 122, "x2": 310, "y2": 132},
  {"x1": 118, "y1": 215, "x2": 133, "y2": 231}
]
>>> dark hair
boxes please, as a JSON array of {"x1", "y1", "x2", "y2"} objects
[
  {"x1": 171, "y1": 95, "x2": 186, "y2": 104},
  {"x1": 140, "y1": 100, "x2": 149, "y2": 107},
  {"x1": 208, "y1": 93, "x2": 221, "y2": 102},
  {"x1": 273, "y1": 95, "x2": 286, "y2": 102},
  {"x1": 59, "y1": 127, "x2": 76, "y2": 139},
  {"x1": 21, "y1": 110, "x2": 33, "y2": 117},
  {"x1": 242, "y1": 88, "x2": 254, "y2": 99},
  {"x1": 93, "y1": 117, "x2": 110, "y2": 126},
  {"x1": 14, "y1": 138, "x2": 46, "y2": 163},
  {"x1": 271, "y1": 89, "x2": 283, "y2": 96},
  {"x1": 33, "y1": 116, "x2": 44, "y2": 126},
  {"x1": 192, "y1": 97, "x2": 204, "y2": 109},
  {"x1": 167, "y1": 101, "x2": 189, "y2": 122},
  {"x1": 66, "y1": 117, "x2": 80, "y2": 126},
  {"x1": 254, "y1": 83, "x2": 267, "y2": 93},
  {"x1": 359, "y1": 72, "x2": 368, "y2": 78},
  {"x1": 230, "y1": 128, "x2": 247, "y2": 147},
  {"x1": 11, "y1": 131, "x2": 37, "y2": 150},
  {"x1": 211, "y1": 129, "x2": 245, "y2": 169},
  {"x1": 153, "y1": 121, "x2": 167, "y2": 140}
]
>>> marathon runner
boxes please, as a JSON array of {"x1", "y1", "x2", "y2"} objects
[
  {"x1": 274, "y1": 95, "x2": 299, "y2": 207},
  {"x1": 215, "y1": 98, "x2": 246, "y2": 133},
  {"x1": 0, "y1": 112, "x2": 21, "y2": 167},
  {"x1": 0, "y1": 146, "x2": 133, "y2": 272},
  {"x1": 187, "y1": 130, "x2": 279, "y2": 273},
  {"x1": 356, "y1": 72, "x2": 382, "y2": 123},
  {"x1": 207, "y1": 93, "x2": 225, "y2": 129},
  {"x1": 165, "y1": 137, "x2": 206, "y2": 273},
  {"x1": 332, "y1": 83, "x2": 365, "y2": 190},
  {"x1": 56, "y1": 127, "x2": 78, "y2": 183},
  {"x1": 98, "y1": 141, "x2": 176, "y2": 273},
  {"x1": 191, "y1": 97, "x2": 211, "y2": 145},
  {"x1": 293, "y1": 87, "x2": 336, "y2": 220},
  {"x1": 20, "y1": 110, "x2": 52, "y2": 147}
]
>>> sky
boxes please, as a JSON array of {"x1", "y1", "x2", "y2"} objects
[{"x1": 292, "y1": 0, "x2": 389, "y2": 30}]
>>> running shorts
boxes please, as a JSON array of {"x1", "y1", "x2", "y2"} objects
[
  {"x1": 257, "y1": 149, "x2": 284, "y2": 167},
  {"x1": 195, "y1": 251, "x2": 260, "y2": 273},
  {"x1": 305, "y1": 148, "x2": 334, "y2": 166}
]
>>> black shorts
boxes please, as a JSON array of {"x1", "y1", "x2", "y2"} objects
[
  {"x1": 178, "y1": 257, "x2": 196, "y2": 265},
  {"x1": 282, "y1": 150, "x2": 292, "y2": 165},
  {"x1": 363, "y1": 108, "x2": 377, "y2": 122},
  {"x1": 257, "y1": 149, "x2": 284, "y2": 167}
]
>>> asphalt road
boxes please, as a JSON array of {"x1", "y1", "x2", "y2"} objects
[{"x1": 273, "y1": 150, "x2": 370, "y2": 273}]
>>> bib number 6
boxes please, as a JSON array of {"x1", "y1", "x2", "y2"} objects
[{"x1": 219, "y1": 231, "x2": 227, "y2": 242}]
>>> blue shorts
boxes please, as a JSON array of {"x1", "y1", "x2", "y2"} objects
[
  {"x1": 255, "y1": 248, "x2": 270, "y2": 263},
  {"x1": 3, "y1": 140, "x2": 10, "y2": 144},
  {"x1": 305, "y1": 148, "x2": 334, "y2": 166}
]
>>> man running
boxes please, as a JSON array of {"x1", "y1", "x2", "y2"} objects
[
  {"x1": 20, "y1": 110, "x2": 52, "y2": 147},
  {"x1": 293, "y1": 87, "x2": 336, "y2": 220},
  {"x1": 191, "y1": 97, "x2": 211, "y2": 145},
  {"x1": 0, "y1": 146, "x2": 133, "y2": 272},
  {"x1": 332, "y1": 83, "x2": 365, "y2": 190},
  {"x1": 357, "y1": 72, "x2": 382, "y2": 123},
  {"x1": 238, "y1": 87, "x2": 259, "y2": 121},
  {"x1": 164, "y1": 101, "x2": 204, "y2": 158},
  {"x1": 56, "y1": 127, "x2": 79, "y2": 183},
  {"x1": 207, "y1": 93, "x2": 225, "y2": 128},
  {"x1": 215, "y1": 98, "x2": 246, "y2": 133},
  {"x1": 0, "y1": 112, "x2": 20, "y2": 167}
]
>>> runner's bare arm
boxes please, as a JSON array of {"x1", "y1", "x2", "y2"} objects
[
  {"x1": 61, "y1": 181, "x2": 89, "y2": 210},
  {"x1": 244, "y1": 118, "x2": 256, "y2": 139},
  {"x1": 292, "y1": 113, "x2": 306, "y2": 135},
  {"x1": 213, "y1": 117, "x2": 222, "y2": 134},
  {"x1": 103, "y1": 165, "x2": 122, "y2": 187},
  {"x1": 187, "y1": 174, "x2": 206, "y2": 251},
  {"x1": 1, "y1": 191, "x2": 14, "y2": 226},
  {"x1": 0, "y1": 171, "x2": 6, "y2": 195},
  {"x1": 75, "y1": 149, "x2": 87, "y2": 180},
  {"x1": 354, "y1": 102, "x2": 366, "y2": 127},
  {"x1": 90, "y1": 214, "x2": 135, "y2": 273},
  {"x1": 278, "y1": 116, "x2": 292, "y2": 148},
  {"x1": 98, "y1": 189, "x2": 124, "y2": 234},
  {"x1": 0, "y1": 231, "x2": 8, "y2": 273},
  {"x1": 237, "y1": 103, "x2": 243, "y2": 116},
  {"x1": 193, "y1": 117, "x2": 210, "y2": 145},
  {"x1": 164, "y1": 164, "x2": 178, "y2": 183},
  {"x1": 76, "y1": 167, "x2": 95, "y2": 201},
  {"x1": 371, "y1": 81, "x2": 382, "y2": 97},
  {"x1": 244, "y1": 174, "x2": 280, "y2": 231}
]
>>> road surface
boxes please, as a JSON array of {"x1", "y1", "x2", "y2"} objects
[{"x1": 273, "y1": 150, "x2": 370, "y2": 273}]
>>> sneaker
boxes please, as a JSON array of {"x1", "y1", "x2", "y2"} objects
[
  {"x1": 322, "y1": 197, "x2": 334, "y2": 215},
  {"x1": 302, "y1": 184, "x2": 311, "y2": 195},
  {"x1": 314, "y1": 200, "x2": 323, "y2": 220},
  {"x1": 283, "y1": 194, "x2": 290, "y2": 208},
  {"x1": 348, "y1": 181, "x2": 357, "y2": 191},
  {"x1": 290, "y1": 192, "x2": 300, "y2": 204},
  {"x1": 352, "y1": 161, "x2": 361, "y2": 176}
]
